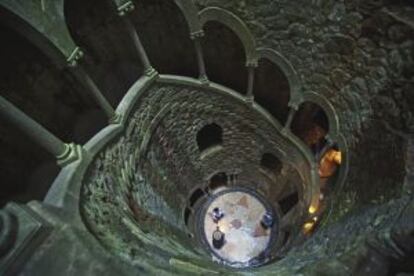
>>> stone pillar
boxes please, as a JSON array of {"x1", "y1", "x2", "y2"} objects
[
  {"x1": 282, "y1": 106, "x2": 298, "y2": 133},
  {"x1": 404, "y1": 135, "x2": 414, "y2": 194},
  {"x1": 122, "y1": 17, "x2": 157, "y2": 77},
  {"x1": 246, "y1": 63, "x2": 256, "y2": 100},
  {"x1": 67, "y1": 47, "x2": 118, "y2": 123},
  {"x1": 70, "y1": 66, "x2": 119, "y2": 123},
  {"x1": 117, "y1": 2, "x2": 157, "y2": 77},
  {"x1": 0, "y1": 96, "x2": 81, "y2": 166},
  {"x1": 191, "y1": 31, "x2": 208, "y2": 84}
]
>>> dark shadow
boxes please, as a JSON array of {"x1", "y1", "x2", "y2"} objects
[
  {"x1": 0, "y1": 23, "x2": 104, "y2": 206},
  {"x1": 278, "y1": 192, "x2": 298, "y2": 214},
  {"x1": 189, "y1": 188, "x2": 205, "y2": 208},
  {"x1": 197, "y1": 123, "x2": 223, "y2": 152},
  {"x1": 184, "y1": 207, "x2": 192, "y2": 226},
  {"x1": 65, "y1": 0, "x2": 143, "y2": 106},
  {"x1": 209, "y1": 172, "x2": 228, "y2": 191},
  {"x1": 261, "y1": 153, "x2": 283, "y2": 175},
  {"x1": 202, "y1": 21, "x2": 248, "y2": 94},
  {"x1": 254, "y1": 58, "x2": 291, "y2": 124},
  {"x1": 131, "y1": 0, "x2": 198, "y2": 77},
  {"x1": 291, "y1": 102, "x2": 329, "y2": 154}
]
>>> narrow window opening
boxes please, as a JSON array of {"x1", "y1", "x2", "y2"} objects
[
  {"x1": 291, "y1": 102, "x2": 329, "y2": 155},
  {"x1": 184, "y1": 207, "x2": 192, "y2": 226},
  {"x1": 209, "y1": 172, "x2": 228, "y2": 191},
  {"x1": 261, "y1": 153, "x2": 282, "y2": 175},
  {"x1": 282, "y1": 231, "x2": 291, "y2": 246},
  {"x1": 196, "y1": 123, "x2": 223, "y2": 152},
  {"x1": 278, "y1": 192, "x2": 299, "y2": 214},
  {"x1": 189, "y1": 188, "x2": 205, "y2": 208}
]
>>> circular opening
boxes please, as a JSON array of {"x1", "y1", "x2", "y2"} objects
[
  {"x1": 198, "y1": 188, "x2": 278, "y2": 268},
  {"x1": 196, "y1": 123, "x2": 223, "y2": 152}
]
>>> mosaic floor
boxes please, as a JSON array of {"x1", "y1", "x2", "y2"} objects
[{"x1": 203, "y1": 191, "x2": 272, "y2": 264}]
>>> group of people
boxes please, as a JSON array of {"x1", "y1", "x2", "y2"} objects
[
  {"x1": 301, "y1": 124, "x2": 342, "y2": 234},
  {"x1": 210, "y1": 207, "x2": 274, "y2": 250},
  {"x1": 305, "y1": 124, "x2": 342, "y2": 199},
  {"x1": 209, "y1": 124, "x2": 341, "y2": 243}
]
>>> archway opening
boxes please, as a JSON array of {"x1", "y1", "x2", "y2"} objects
[
  {"x1": 254, "y1": 58, "x2": 291, "y2": 124},
  {"x1": 65, "y1": 0, "x2": 142, "y2": 106},
  {"x1": 202, "y1": 21, "x2": 248, "y2": 95},
  {"x1": 189, "y1": 188, "x2": 206, "y2": 208},
  {"x1": 208, "y1": 172, "x2": 228, "y2": 192},
  {"x1": 197, "y1": 123, "x2": 223, "y2": 152},
  {"x1": 291, "y1": 102, "x2": 329, "y2": 155},
  {"x1": 278, "y1": 192, "x2": 299, "y2": 215},
  {"x1": 132, "y1": 0, "x2": 198, "y2": 77},
  {"x1": 261, "y1": 153, "x2": 283, "y2": 175}
]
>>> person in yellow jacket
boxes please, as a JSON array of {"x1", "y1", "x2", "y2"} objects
[{"x1": 318, "y1": 149, "x2": 342, "y2": 200}]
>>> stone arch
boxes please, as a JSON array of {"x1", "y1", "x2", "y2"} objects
[
  {"x1": 256, "y1": 48, "x2": 302, "y2": 105},
  {"x1": 291, "y1": 101, "x2": 330, "y2": 155},
  {"x1": 254, "y1": 51, "x2": 292, "y2": 124},
  {"x1": 292, "y1": 94, "x2": 348, "y2": 212},
  {"x1": 301, "y1": 91, "x2": 340, "y2": 137},
  {"x1": 65, "y1": 0, "x2": 144, "y2": 105},
  {"x1": 200, "y1": 21, "x2": 248, "y2": 94},
  {"x1": 131, "y1": 0, "x2": 199, "y2": 78},
  {"x1": 199, "y1": 7, "x2": 257, "y2": 66},
  {"x1": 174, "y1": 0, "x2": 203, "y2": 35},
  {"x1": 0, "y1": 1, "x2": 78, "y2": 67}
]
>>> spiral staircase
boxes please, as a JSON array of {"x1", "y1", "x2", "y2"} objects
[{"x1": 0, "y1": 0, "x2": 413, "y2": 275}]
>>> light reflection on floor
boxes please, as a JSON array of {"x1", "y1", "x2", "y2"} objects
[{"x1": 203, "y1": 191, "x2": 271, "y2": 264}]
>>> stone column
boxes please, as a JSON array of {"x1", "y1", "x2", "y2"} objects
[
  {"x1": 122, "y1": 16, "x2": 157, "y2": 77},
  {"x1": 116, "y1": 2, "x2": 157, "y2": 77},
  {"x1": 404, "y1": 135, "x2": 414, "y2": 194},
  {"x1": 71, "y1": 67, "x2": 117, "y2": 122},
  {"x1": 191, "y1": 31, "x2": 208, "y2": 83},
  {"x1": 0, "y1": 96, "x2": 80, "y2": 166},
  {"x1": 282, "y1": 106, "x2": 298, "y2": 134},
  {"x1": 66, "y1": 47, "x2": 118, "y2": 123},
  {"x1": 246, "y1": 64, "x2": 256, "y2": 100}
]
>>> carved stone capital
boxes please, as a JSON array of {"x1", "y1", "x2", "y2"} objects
[
  {"x1": 199, "y1": 75, "x2": 210, "y2": 86},
  {"x1": 66, "y1": 47, "x2": 84, "y2": 67},
  {"x1": 244, "y1": 95, "x2": 254, "y2": 105},
  {"x1": 56, "y1": 143, "x2": 83, "y2": 167},
  {"x1": 288, "y1": 98, "x2": 302, "y2": 110},
  {"x1": 117, "y1": 1, "x2": 135, "y2": 16},
  {"x1": 109, "y1": 113, "x2": 123, "y2": 125},
  {"x1": 144, "y1": 67, "x2": 158, "y2": 78},
  {"x1": 281, "y1": 127, "x2": 291, "y2": 136},
  {"x1": 190, "y1": 30, "x2": 205, "y2": 40},
  {"x1": 246, "y1": 59, "x2": 259, "y2": 68}
]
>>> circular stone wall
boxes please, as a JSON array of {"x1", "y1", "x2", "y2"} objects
[{"x1": 81, "y1": 80, "x2": 313, "y2": 269}]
